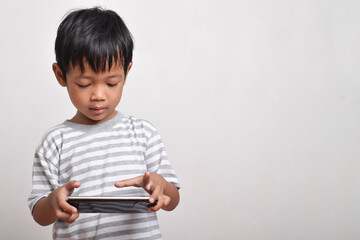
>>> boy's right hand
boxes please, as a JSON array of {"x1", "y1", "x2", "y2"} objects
[{"x1": 49, "y1": 180, "x2": 80, "y2": 224}]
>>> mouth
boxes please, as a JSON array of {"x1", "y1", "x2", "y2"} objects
[{"x1": 89, "y1": 107, "x2": 106, "y2": 115}]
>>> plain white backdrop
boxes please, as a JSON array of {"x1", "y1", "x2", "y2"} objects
[{"x1": 1, "y1": 0, "x2": 360, "y2": 239}]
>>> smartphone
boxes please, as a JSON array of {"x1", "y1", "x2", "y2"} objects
[{"x1": 67, "y1": 196, "x2": 157, "y2": 213}]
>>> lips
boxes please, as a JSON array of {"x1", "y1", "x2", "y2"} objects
[{"x1": 89, "y1": 107, "x2": 106, "y2": 115}]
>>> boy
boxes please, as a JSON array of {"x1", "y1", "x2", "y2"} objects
[{"x1": 28, "y1": 7, "x2": 180, "y2": 240}]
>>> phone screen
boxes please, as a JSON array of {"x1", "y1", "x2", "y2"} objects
[{"x1": 67, "y1": 197, "x2": 157, "y2": 213}]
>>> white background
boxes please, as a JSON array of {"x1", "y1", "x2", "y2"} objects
[{"x1": 1, "y1": 0, "x2": 360, "y2": 239}]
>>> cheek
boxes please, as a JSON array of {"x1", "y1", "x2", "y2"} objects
[
  {"x1": 111, "y1": 87, "x2": 124, "y2": 100},
  {"x1": 67, "y1": 88, "x2": 86, "y2": 106},
  {"x1": 116, "y1": 87, "x2": 125, "y2": 101}
]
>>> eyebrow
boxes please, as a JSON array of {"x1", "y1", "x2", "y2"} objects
[
  {"x1": 75, "y1": 73, "x2": 123, "y2": 80},
  {"x1": 106, "y1": 74, "x2": 123, "y2": 79}
]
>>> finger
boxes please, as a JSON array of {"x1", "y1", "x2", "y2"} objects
[
  {"x1": 142, "y1": 172, "x2": 152, "y2": 192},
  {"x1": 149, "y1": 195, "x2": 170, "y2": 212},
  {"x1": 114, "y1": 175, "x2": 143, "y2": 188},
  {"x1": 55, "y1": 208, "x2": 72, "y2": 221},
  {"x1": 149, "y1": 195, "x2": 164, "y2": 212},
  {"x1": 163, "y1": 195, "x2": 171, "y2": 207},
  {"x1": 59, "y1": 199, "x2": 78, "y2": 214},
  {"x1": 149, "y1": 185, "x2": 161, "y2": 204},
  {"x1": 143, "y1": 171, "x2": 151, "y2": 183},
  {"x1": 64, "y1": 180, "x2": 80, "y2": 194},
  {"x1": 64, "y1": 212, "x2": 79, "y2": 224}
]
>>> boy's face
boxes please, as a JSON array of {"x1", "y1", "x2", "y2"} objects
[{"x1": 53, "y1": 61, "x2": 132, "y2": 125}]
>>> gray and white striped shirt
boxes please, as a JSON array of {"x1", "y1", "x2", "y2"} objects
[{"x1": 28, "y1": 112, "x2": 180, "y2": 239}]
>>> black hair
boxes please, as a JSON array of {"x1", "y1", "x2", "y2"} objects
[{"x1": 55, "y1": 7, "x2": 134, "y2": 79}]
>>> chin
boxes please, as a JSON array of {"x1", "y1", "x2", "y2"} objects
[{"x1": 90, "y1": 114, "x2": 112, "y2": 123}]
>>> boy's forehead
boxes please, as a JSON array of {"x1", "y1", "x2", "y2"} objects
[
  {"x1": 66, "y1": 62, "x2": 125, "y2": 79},
  {"x1": 69, "y1": 59, "x2": 125, "y2": 73}
]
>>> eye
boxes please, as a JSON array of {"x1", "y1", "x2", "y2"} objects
[
  {"x1": 107, "y1": 83, "x2": 119, "y2": 87},
  {"x1": 77, "y1": 84, "x2": 90, "y2": 88}
]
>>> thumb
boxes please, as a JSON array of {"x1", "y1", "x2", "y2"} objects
[
  {"x1": 63, "y1": 180, "x2": 80, "y2": 194},
  {"x1": 163, "y1": 195, "x2": 171, "y2": 206}
]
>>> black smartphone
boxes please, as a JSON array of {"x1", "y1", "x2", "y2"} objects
[{"x1": 67, "y1": 196, "x2": 158, "y2": 213}]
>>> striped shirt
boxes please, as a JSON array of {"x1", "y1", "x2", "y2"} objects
[{"x1": 28, "y1": 112, "x2": 180, "y2": 240}]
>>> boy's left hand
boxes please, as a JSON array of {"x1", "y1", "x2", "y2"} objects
[{"x1": 114, "y1": 171, "x2": 171, "y2": 212}]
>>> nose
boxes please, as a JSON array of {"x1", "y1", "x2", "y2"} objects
[{"x1": 90, "y1": 85, "x2": 105, "y2": 101}]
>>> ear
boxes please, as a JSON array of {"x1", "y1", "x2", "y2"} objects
[
  {"x1": 52, "y1": 63, "x2": 67, "y2": 87},
  {"x1": 124, "y1": 62, "x2": 133, "y2": 82}
]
